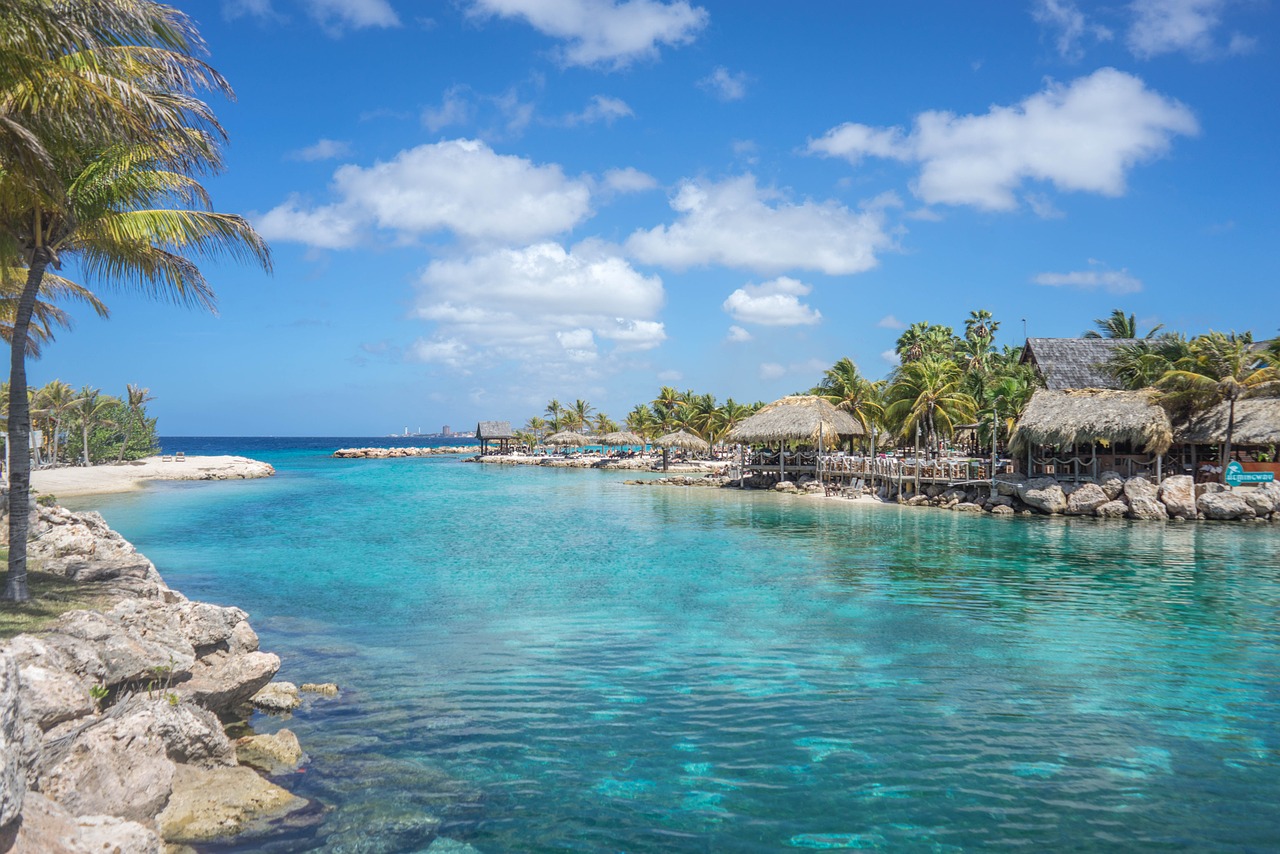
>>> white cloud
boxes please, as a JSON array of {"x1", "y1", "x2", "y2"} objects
[
  {"x1": 1032, "y1": 0, "x2": 1113, "y2": 60},
  {"x1": 288, "y1": 138, "x2": 353, "y2": 161},
  {"x1": 602, "y1": 167, "x2": 658, "y2": 194},
  {"x1": 881, "y1": 349, "x2": 900, "y2": 366},
  {"x1": 625, "y1": 175, "x2": 892, "y2": 275},
  {"x1": 410, "y1": 338, "x2": 472, "y2": 369},
  {"x1": 257, "y1": 139, "x2": 592, "y2": 248},
  {"x1": 1033, "y1": 264, "x2": 1143, "y2": 294},
  {"x1": 565, "y1": 95, "x2": 634, "y2": 125},
  {"x1": 422, "y1": 86, "x2": 537, "y2": 137},
  {"x1": 808, "y1": 68, "x2": 1198, "y2": 211},
  {"x1": 223, "y1": 0, "x2": 279, "y2": 21},
  {"x1": 412, "y1": 242, "x2": 666, "y2": 371},
  {"x1": 309, "y1": 0, "x2": 400, "y2": 34},
  {"x1": 759, "y1": 362, "x2": 786, "y2": 381},
  {"x1": 1127, "y1": 0, "x2": 1233, "y2": 59},
  {"x1": 657, "y1": 369, "x2": 682, "y2": 382},
  {"x1": 468, "y1": 0, "x2": 709, "y2": 68},
  {"x1": 725, "y1": 325, "x2": 752, "y2": 343},
  {"x1": 422, "y1": 87, "x2": 474, "y2": 132},
  {"x1": 877, "y1": 314, "x2": 905, "y2": 330},
  {"x1": 723, "y1": 277, "x2": 821, "y2": 327},
  {"x1": 699, "y1": 67, "x2": 748, "y2": 101}
]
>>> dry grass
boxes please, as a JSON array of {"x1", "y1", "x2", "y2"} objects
[{"x1": 0, "y1": 558, "x2": 113, "y2": 640}]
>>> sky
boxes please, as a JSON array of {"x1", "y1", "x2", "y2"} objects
[{"x1": 30, "y1": 0, "x2": 1280, "y2": 435}]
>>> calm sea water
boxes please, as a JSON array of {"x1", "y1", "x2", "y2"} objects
[{"x1": 65, "y1": 438, "x2": 1280, "y2": 852}]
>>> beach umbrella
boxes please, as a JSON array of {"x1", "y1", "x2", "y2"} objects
[
  {"x1": 544, "y1": 431, "x2": 589, "y2": 449},
  {"x1": 599, "y1": 430, "x2": 645, "y2": 450},
  {"x1": 654, "y1": 429, "x2": 709, "y2": 471}
]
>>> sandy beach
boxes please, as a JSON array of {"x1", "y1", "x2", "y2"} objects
[{"x1": 29, "y1": 455, "x2": 275, "y2": 498}]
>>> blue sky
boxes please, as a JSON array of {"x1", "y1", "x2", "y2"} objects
[{"x1": 32, "y1": 0, "x2": 1280, "y2": 435}]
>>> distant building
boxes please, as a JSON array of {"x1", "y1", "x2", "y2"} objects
[{"x1": 442, "y1": 425, "x2": 452, "y2": 436}]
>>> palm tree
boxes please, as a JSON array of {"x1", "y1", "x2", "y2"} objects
[
  {"x1": 895, "y1": 322, "x2": 958, "y2": 363},
  {"x1": 592, "y1": 413, "x2": 619, "y2": 434},
  {"x1": 2, "y1": 268, "x2": 110, "y2": 356},
  {"x1": 524, "y1": 415, "x2": 547, "y2": 443},
  {"x1": 1104, "y1": 334, "x2": 1191, "y2": 390},
  {"x1": 569, "y1": 399, "x2": 594, "y2": 433},
  {"x1": 1083, "y1": 309, "x2": 1162, "y2": 340},
  {"x1": 1, "y1": 13, "x2": 270, "y2": 602},
  {"x1": 1157, "y1": 331, "x2": 1280, "y2": 472},
  {"x1": 68, "y1": 386, "x2": 118, "y2": 466},
  {"x1": 543, "y1": 399, "x2": 563, "y2": 431},
  {"x1": 884, "y1": 356, "x2": 976, "y2": 455},
  {"x1": 625, "y1": 404, "x2": 656, "y2": 440},
  {"x1": 34, "y1": 379, "x2": 77, "y2": 466},
  {"x1": 678, "y1": 393, "x2": 719, "y2": 443},
  {"x1": 652, "y1": 386, "x2": 682, "y2": 432},
  {"x1": 715, "y1": 398, "x2": 753, "y2": 440},
  {"x1": 812, "y1": 357, "x2": 883, "y2": 434},
  {"x1": 115, "y1": 383, "x2": 153, "y2": 461}
]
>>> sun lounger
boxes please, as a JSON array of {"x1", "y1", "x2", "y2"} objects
[
  {"x1": 161, "y1": 454, "x2": 173, "y2": 462},
  {"x1": 175, "y1": 452, "x2": 186, "y2": 462}
]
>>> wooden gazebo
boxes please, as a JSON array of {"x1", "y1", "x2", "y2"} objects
[{"x1": 476, "y1": 420, "x2": 514, "y2": 455}]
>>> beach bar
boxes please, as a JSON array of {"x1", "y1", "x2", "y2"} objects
[{"x1": 728, "y1": 395, "x2": 864, "y2": 485}]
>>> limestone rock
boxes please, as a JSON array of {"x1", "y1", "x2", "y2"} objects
[
  {"x1": 774, "y1": 481, "x2": 797, "y2": 493},
  {"x1": 37, "y1": 701, "x2": 175, "y2": 823},
  {"x1": 173, "y1": 602, "x2": 249, "y2": 651},
  {"x1": 990, "y1": 504, "x2": 1015, "y2": 516},
  {"x1": 299, "y1": 683, "x2": 339, "y2": 696},
  {"x1": 1127, "y1": 496, "x2": 1169, "y2": 521},
  {"x1": 1066, "y1": 483, "x2": 1108, "y2": 516},
  {"x1": 1123, "y1": 476, "x2": 1158, "y2": 501},
  {"x1": 251, "y1": 681, "x2": 301, "y2": 712},
  {"x1": 74, "y1": 811, "x2": 165, "y2": 854},
  {"x1": 148, "y1": 700, "x2": 237, "y2": 769},
  {"x1": 28, "y1": 507, "x2": 169, "y2": 600},
  {"x1": 1158, "y1": 475, "x2": 1196, "y2": 520},
  {"x1": 1095, "y1": 500, "x2": 1129, "y2": 518},
  {"x1": 157, "y1": 764, "x2": 310, "y2": 844},
  {"x1": 1099, "y1": 471, "x2": 1125, "y2": 500},
  {"x1": 2, "y1": 653, "x2": 37, "y2": 830},
  {"x1": 1017, "y1": 478, "x2": 1067, "y2": 514},
  {"x1": 0, "y1": 791, "x2": 163, "y2": 854},
  {"x1": 1196, "y1": 481, "x2": 1226, "y2": 498},
  {"x1": 994, "y1": 474, "x2": 1026, "y2": 497},
  {"x1": 1241, "y1": 489, "x2": 1275, "y2": 516},
  {"x1": 43, "y1": 608, "x2": 195, "y2": 688},
  {"x1": 1198, "y1": 492, "x2": 1252, "y2": 521},
  {"x1": 236, "y1": 728, "x2": 304, "y2": 774},
  {"x1": 905, "y1": 495, "x2": 930, "y2": 507},
  {"x1": 180, "y1": 650, "x2": 280, "y2": 712},
  {"x1": 17, "y1": 665, "x2": 94, "y2": 731},
  {"x1": 953, "y1": 502, "x2": 983, "y2": 512}
]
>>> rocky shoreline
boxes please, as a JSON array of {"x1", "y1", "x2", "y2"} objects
[
  {"x1": 332, "y1": 446, "x2": 477, "y2": 458},
  {"x1": 472, "y1": 452, "x2": 731, "y2": 473},
  {"x1": 0, "y1": 501, "x2": 327, "y2": 851}
]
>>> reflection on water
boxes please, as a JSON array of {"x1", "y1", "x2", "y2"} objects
[{"x1": 71, "y1": 447, "x2": 1280, "y2": 852}]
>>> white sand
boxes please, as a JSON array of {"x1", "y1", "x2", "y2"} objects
[{"x1": 29, "y1": 455, "x2": 274, "y2": 498}]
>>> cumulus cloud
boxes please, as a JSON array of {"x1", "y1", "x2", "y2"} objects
[
  {"x1": 699, "y1": 67, "x2": 748, "y2": 101},
  {"x1": 256, "y1": 139, "x2": 592, "y2": 248},
  {"x1": 759, "y1": 362, "x2": 786, "y2": 381},
  {"x1": 725, "y1": 325, "x2": 752, "y2": 343},
  {"x1": 412, "y1": 242, "x2": 665, "y2": 370},
  {"x1": 1033, "y1": 262, "x2": 1143, "y2": 294},
  {"x1": 564, "y1": 95, "x2": 635, "y2": 126},
  {"x1": 1032, "y1": 0, "x2": 1113, "y2": 60},
  {"x1": 808, "y1": 68, "x2": 1198, "y2": 211},
  {"x1": 468, "y1": 0, "x2": 709, "y2": 68},
  {"x1": 602, "y1": 167, "x2": 659, "y2": 194},
  {"x1": 877, "y1": 314, "x2": 905, "y2": 330},
  {"x1": 422, "y1": 87, "x2": 475, "y2": 132},
  {"x1": 723, "y1": 277, "x2": 821, "y2": 327},
  {"x1": 625, "y1": 175, "x2": 892, "y2": 275},
  {"x1": 310, "y1": 0, "x2": 399, "y2": 34},
  {"x1": 881, "y1": 349, "x2": 900, "y2": 365},
  {"x1": 1128, "y1": 0, "x2": 1245, "y2": 59},
  {"x1": 287, "y1": 138, "x2": 353, "y2": 161}
]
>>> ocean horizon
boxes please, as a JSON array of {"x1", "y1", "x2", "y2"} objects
[{"x1": 66, "y1": 437, "x2": 1280, "y2": 852}]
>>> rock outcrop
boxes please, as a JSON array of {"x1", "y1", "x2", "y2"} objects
[{"x1": 1017, "y1": 478, "x2": 1068, "y2": 515}]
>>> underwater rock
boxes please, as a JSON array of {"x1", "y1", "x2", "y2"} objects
[
  {"x1": 237, "y1": 729, "x2": 304, "y2": 774},
  {"x1": 157, "y1": 764, "x2": 310, "y2": 844},
  {"x1": 300, "y1": 682, "x2": 340, "y2": 696},
  {"x1": 252, "y1": 681, "x2": 301, "y2": 712}
]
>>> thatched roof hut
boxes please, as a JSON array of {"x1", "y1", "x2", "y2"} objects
[
  {"x1": 1010, "y1": 389, "x2": 1173, "y2": 454},
  {"x1": 599, "y1": 431, "x2": 646, "y2": 447},
  {"x1": 476, "y1": 420, "x2": 514, "y2": 454},
  {"x1": 727, "y1": 395, "x2": 863, "y2": 445},
  {"x1": 544, "y1": 431, "x2": 589, "y2": 447},
  {"x1": 1176, "y1": 397, "x2": 1280, "y2": 445},
  {"x1": 1021, "y1": 338, "x2": 1131, "y2": 390},
  {"x1": 654, "y1": 430, "x2": 709, "y2": 452}
]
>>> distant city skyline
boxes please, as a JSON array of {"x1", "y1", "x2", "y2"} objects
[{"x1": 30, "y1": 0, "x2": 1279, "y2": 435}]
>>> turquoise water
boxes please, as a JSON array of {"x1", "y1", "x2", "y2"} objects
[{"x1": 69, "y1": 440, "x2": 1280, "y2": 852}]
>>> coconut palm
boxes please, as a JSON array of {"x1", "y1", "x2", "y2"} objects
[
  {"x1": 543, "y1": 399, "x2": 563, "y2": 431},
  {"x1": 1104, "y1": 334, "x2": 1192, "y2": 390},
  {"x1": 34, "y1": 378, "x2": 77, "y2": 465},
  {"x1": 66, "y1": 386, "x2": 118, "y2": 466},
  {"x1": 524, "y1": 415, "x2": 547, "y2": 443},
  {"x1": 625, "y1": 404, "x2": 657, "y2": 440},
  {"x1": 884, "y1": 356, "x2": 976, "y2": 455},
  {"x1": 1083, "y1": 309, "x2": 1162, "y2": 340},
  {"x1": 1157, "y1": 331, "x2": 1280, "y2": 472},
  {"x1": 592, "y1": 413, "x2": 618, "y2": 435},
  {"x1": 715, "y1": 398, "x2": 754, "y2": 439},
  {"x1": 895, "y1": 322, "x2": 958, "y2": 364},
  {"x1": 652, "y1": 386, "x2": 682, "y2": 432},
  {"x1": 811, "y1": 357, "x2": 883, "y2": 434},
  {"x1": 115, "y1": 383, "x2": 153, "y2": 461},
  {"x1": 677, "y1": 393, "x2": 719, "y2": 443},
  {"x1": 1, "y1": 268, "x2": 109, "y2": 356},
  {"x1": 568, "y1": 399, "x2": 594, "y2": 433}
]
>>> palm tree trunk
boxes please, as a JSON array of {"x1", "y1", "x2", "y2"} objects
[
  {"x1": 117, "y1": 415, "x2": 132, "y2": 462},
  {"x1": 82, "y1": 421, "x2": 91, "y2": 467},
  {"x1": 1221, "y1": 395, "x2": 1236, "y2": 477},
  {"x1": 4, "y1": 253, "x2": 50, "y2": 602},
  {"x1": 51, "y1": 416, "x2": 60, "y2": 467}
]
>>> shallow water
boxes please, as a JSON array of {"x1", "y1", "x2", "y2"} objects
[{"x1": 69, "y1": 439, "x2": 1280, "y2": 852}]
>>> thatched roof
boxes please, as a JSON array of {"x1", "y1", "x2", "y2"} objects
[
  {"x1": 654, "y1": 430, "x2": 709, "y2": 452},
  {"x1": 476, "y1": 420, "x2": 513, "y2": 439},
  {"x1": 1021, "y1": 338, "x2": 1131, "y2": 390},
  {"x1": 726, "y1": 395, "x2": 863, "y2": 445},
  {"x1": 1010, "y1": 389, "x2": 1173, "y2": 454},
  {"x1": 599, "y1": 431, "x2": 645, "y2": 446},
  {"x1": 1176, "y1": 397, "x2": 1280, "y2": 445},
  {"x1": 544, "y1": 431, "x2": 589, "y2": 446}
]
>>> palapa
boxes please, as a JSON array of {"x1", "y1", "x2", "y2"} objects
[
  {"x1": 544, "y1": 431, "x2": 590, "y2": 447},
  {"x1": 654, "y1": 430, "x2": 710, "y2": 452},
  {"x1": 1176, "y1": 397, "x2": 1280, "y2": 445},
  {"x1": 726, "y1": 395, "x2": 862, "y2": 445},
  {"x1": 599, "y1": 431, "x2": 646, "y2": 447},
  {"x1": 1009, "y1": 389, "x2": 1173, "y2": 454}
]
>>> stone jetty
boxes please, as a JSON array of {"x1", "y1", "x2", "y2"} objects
[{"x1": 332, "y1": 446, "x2": 477, "y2": 458}]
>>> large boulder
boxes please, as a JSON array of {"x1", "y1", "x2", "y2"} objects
[
  {"x1": 1123, "y1": 476, "x2": 1158, "y2": 501},
  {"x1": 1017, "y1": 478, "x2": 1067, "y2": 515},
  {"x1": 251, "y1": 681, "x2": 300, "y2": 713},
  {"x1": 953, "y1": 502, "x2": 983, "y2": 512},
  {"x1": 1, "y1": 653, "x2": 38, "y2": 830},
  {"x1": 1099, "y1": 471, "x2": 1126, "y2": 500},
  {"x1": 180, "y1": 650, "x2": 280, "y2": 713},
  {"x1": 1197, "y1": 491, "x2": 1252, "y2": 521},
  {"x1": 236, "y1": 728, "x2": 304, "y2": 774},
  {"x1": 994, "y1": 474, "x2": 1026, "y2": 497},
  {"x1": 1095, "y1": 500, "x2": 1129, "y2": 518},
  {"x1": 40, "y1": 608, "x2": 195, "y2": 689},
  {"x1": 1241, "y1": 489, "x2": 1275, "y2": 517},
  {"x1": 1158, "y1": 475, "x2": 1196, "y2": 520},
  {"x1": 157, "y1": 764, "x2": 310, "y2": 844},
  {"x1": 1066, "y1": 483, "x2": 1109, "y2": 516},
  {"x1": 1127, "y1": 496, "x2": 1169, "y2": 521},
  {"x1": 990, "y1": 504, "x2": 1015, "y2": 516},
  {"x1": 0, "y1": 792, "x2": 162, "y2": 854},
  {"x1": 27, "y1": 507, "x2": 170, "y2": 600}
]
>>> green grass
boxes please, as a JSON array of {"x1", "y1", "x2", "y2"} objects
[{"x1": 0, "y1": 555, "x2": 113, "y2": 640}]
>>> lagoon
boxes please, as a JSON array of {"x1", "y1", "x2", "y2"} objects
[{"x1": 68, "y1": 438, "x2": 1280, "y2": 852}]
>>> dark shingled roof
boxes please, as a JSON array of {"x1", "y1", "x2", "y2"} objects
[
  {"x1": 476, "y1": 420, "x2": 513, "y2": 439},
  {"x1": 1021, "y1": 338, "x2": 1133, "y2": 390}
]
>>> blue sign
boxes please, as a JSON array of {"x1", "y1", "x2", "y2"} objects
[{"x1": 1225, "y1": 460, "x2": 1275, "y2": 486}]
